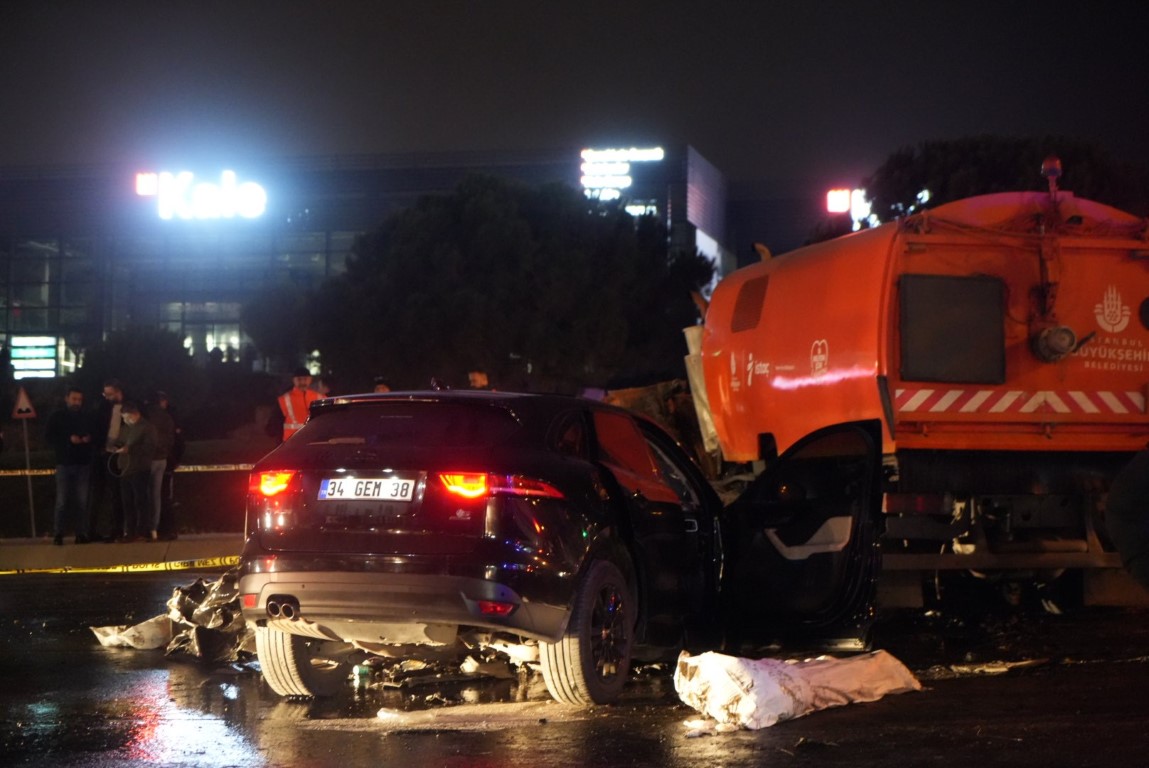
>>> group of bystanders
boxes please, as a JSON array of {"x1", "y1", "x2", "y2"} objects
[{"x1": 46, "y1": 379, "x2": 183, "y2": 544}]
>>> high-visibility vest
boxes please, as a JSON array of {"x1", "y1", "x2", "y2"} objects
[{"x1": 278, "y1": 388, "x2": 321, "y2": 441}]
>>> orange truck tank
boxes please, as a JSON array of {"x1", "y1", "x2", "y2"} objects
[{"x1": 697, "y1": 181, "x2": 1149, "y2": 603}]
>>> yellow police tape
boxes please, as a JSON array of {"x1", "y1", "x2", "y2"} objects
[
  {"x1": 0, "y1": 555, "x2": 240, "y2": 576},
  {"x1": 0, "y1": 465, "x2": 255, "y2": 478}
]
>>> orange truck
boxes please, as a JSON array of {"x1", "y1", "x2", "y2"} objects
[{"x1": 693, "y1": 170, "x2": 1149, "y2": 612}]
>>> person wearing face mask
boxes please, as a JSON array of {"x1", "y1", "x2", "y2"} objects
[{"x1": 112, "y1": 401, "x2": 158, "y2": 542}]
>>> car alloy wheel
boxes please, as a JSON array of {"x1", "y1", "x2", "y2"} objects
[{"x1": 539, "y1": 559, "x2": 635, "y2": 705}]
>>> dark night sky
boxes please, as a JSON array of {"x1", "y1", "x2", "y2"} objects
[{"x1": 2, "y1": 1, "x2": 1147, "y2": 200}]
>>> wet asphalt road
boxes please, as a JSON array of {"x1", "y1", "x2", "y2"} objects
[{"x1": 2, "y1": 572, "x2": 1149, "y2": 767}]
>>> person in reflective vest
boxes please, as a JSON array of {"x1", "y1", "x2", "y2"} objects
[{"x1": 278, "y1": 367, "x2": 321, "y2": 441}]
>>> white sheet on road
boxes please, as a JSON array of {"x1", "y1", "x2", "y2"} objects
[
  {"x1": 90, "y1": 615, "x2": 173, "y2": 650},
  {"x1": 674, "y1": 649, "x2": 922, "y2": 731}
]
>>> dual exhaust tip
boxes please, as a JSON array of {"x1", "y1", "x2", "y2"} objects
[{"x1": 266, "y1": 596, "x2": 301, "y2": 620}]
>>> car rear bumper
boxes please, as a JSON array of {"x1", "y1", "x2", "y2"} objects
[{"x1": 238, "y1": 567, "x2": 570, "y2": 645}]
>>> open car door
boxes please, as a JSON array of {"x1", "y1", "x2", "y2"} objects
[{"x1": 723, "y1": 423, "x2": 882, "y2": 650}]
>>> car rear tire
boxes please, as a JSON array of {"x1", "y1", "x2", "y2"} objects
[
  {"x1": 255, "y1": 626, "x2": 351, "y2": 697},
  {"x1": 539, "y1": 559, "x2": 636, "y2": 705}
]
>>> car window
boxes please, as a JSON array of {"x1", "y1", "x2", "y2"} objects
[
  {"x1": 297, "y1": 402, "x2": 520, "y2": 449},
  {"x1": 646, "y1": 438, "x2": 700, "y2": 507},
  {"x1": 744, "y1": 426, "x2": 871, "y2": 504},
  {"x1": 593, "y1": 410, "x2": 658, "y2": 478},
  {"x1": 548, "y1": 410, "x2": 590, "y2": 460},
  {"x1": 593, "y1": 410, "x2": 682, "y2": 505}
]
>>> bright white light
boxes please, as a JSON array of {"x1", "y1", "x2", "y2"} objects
[
  {"x1": 139, "y1": 170, "x2": 267, "y2": 220},
  {"x1": 625, "y1": 203, "x2": 658, "y2": 216},
  {"x1": 916, "y1": 189, "x2": 931, "y2": 206},
  {"x1": 12, "y1": 359, "x2": 53, "y2": 370},
  {"x1": 11, "y1": 336, "x2": 56, "y2": 347},
  {"x1": 598, "y1": 188, "x2": 622, "y2": 201},
  {"x1": 850, "y1": 190, "x2": 872, "y2": 231},
  {"x1": 581, "y1": 175, "x2": 632, "y2": 189},
  {"x1": 135, "y1": 172, "x2": 158, "y2": 196},
  {"x1": 827, "y1": 188, "x2": 851, "y2": 213},
  {"x1": 580, "y1": 147, "x2": 665, "y2": 163},
  {"x1": 581, "y1": 162, "x2": 629, "y2": 176},
  {"x1": 579, "y1": 147, "x2": 663, "y2": 192}
]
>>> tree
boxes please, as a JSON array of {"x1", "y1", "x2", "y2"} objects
[
  {"x1": 311, "y1": 175, "x2": 713, "y2": 393},
  {"x1": 240, "y1": 277, "x2": 314, "y2": 372},
  {"x1": 862, "y1": 135, "x2": 1149, "y2": 224},
  {"x1": 74, "y1": 327, "x2": 202, "y2": 410}
]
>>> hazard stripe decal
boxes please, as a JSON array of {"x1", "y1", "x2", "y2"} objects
[{"x1": 895, "y1": 388, "x2": 1146, "y2": 415}]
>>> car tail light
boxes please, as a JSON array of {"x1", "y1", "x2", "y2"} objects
[
  {"x1": 439, "y1": 473, "x2": 489, "y2": 498},
  {"x1": 438, "y1": 473, "x2": 564, "y2": 500},
  {"x1": 253, "y1": 471, "x2": 295, "y2": 497},
  {"x1": 250, "y1": 470, "x2": 299, "y2": 530}
]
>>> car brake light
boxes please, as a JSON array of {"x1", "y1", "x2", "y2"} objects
[
  {"x1": 438, "y1": 473, "x2": 564, "y2": 500},
  {"x1": 440, "y1": 473, "x2": 489, "y2": 498},
  {"x1": 254, "y1": 471, "x2": 295, "y2": 497}
]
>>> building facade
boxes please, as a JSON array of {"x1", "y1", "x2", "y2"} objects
[{"x1": 0, "y1": 146, "x2": 729, "y2": 379}]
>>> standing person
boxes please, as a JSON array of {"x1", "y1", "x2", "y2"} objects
[
  {"x1": 90, "y1": 378, "x2": 127, "y2": 542},
  {"x1": 278, "y1": 367, "x2": 321, "y2": 442},
  {"x1": 112, "y1": 402, "x2": 158, "y2": 541},
  {"x1": 45, "y1": 386, "x2": 94, "y2": 545},
  {"x1": 151, "y1": 392, "x2": 184, "y2": 540},
  {"x1": 147, "y1": 393, "x2": 178, "y2": 540}
]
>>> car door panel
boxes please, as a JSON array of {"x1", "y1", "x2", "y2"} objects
[{"x1": 725, "y1": 423, "x2": 881, "y2": 643}]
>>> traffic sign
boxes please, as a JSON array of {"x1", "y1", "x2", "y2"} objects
[{"x1": 12, "y1": 386, "x2": 36, "y2": 420}]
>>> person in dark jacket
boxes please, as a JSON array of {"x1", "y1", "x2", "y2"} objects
[
  {"x1": 91, "y1": 378, "x2": 127, "y2": 541},
  {"x1": 112, "y1": 401, "x2": 158, "y2": 541},
  {"x1": 148, "y1": 392, "x2": 182, "y2": 540},
  {"x1": 45, "y1": 386, "x2": 94, "y2": 545}
]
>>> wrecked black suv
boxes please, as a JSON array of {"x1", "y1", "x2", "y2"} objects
[{"x1": 238, "y1": 391, "x2": 723, "y2": 704}]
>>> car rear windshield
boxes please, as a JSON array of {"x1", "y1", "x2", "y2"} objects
[{"x1": 296, "y1": 401, "x2": 521, "y2": 450}]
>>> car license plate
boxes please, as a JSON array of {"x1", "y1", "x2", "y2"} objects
[{"x1": 318, "y1": 477, "x2": 415, "y2": 502}]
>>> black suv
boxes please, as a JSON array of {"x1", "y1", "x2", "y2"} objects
[{"x1": 238, "y1": 391, "x2": 723, "y2": 704}]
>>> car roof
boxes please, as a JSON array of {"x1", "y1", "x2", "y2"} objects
[{"x1": 312, "y1": 389, "x2": 615, "y2": 414}]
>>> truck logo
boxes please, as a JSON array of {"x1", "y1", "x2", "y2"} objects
[
  {"x1": 746, "y1": 353, "x2": 769, "y2": 386},
  {"x1": 810, "y1": 339, "x2": 829, "y2": 376},
  {"x1": 1095, "y1": 285, "x2": 1131, "y2": 333}
]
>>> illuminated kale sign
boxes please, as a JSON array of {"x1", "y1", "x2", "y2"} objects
[{"x1": 135, "y1": 170, "x2": 268, "y2": 220}]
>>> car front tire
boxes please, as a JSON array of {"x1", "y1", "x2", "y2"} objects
[
  {"x1": 539, "y1": 559, "x2": 636, "y2": 705},
  {"x1": 255, "y1": 626, "x2": 351, "y2": 697}
]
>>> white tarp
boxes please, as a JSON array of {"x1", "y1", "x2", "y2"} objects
[
  {"x1": 90, "y1": 615, "x2": 173, "y2": 650},
  {"x1": 674, "y1": 649, "x2": 922, "y2": 731}
]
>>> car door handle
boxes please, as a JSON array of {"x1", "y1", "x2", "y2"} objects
[{"x1": 684, "y1": 517, "x2": 699, "y2": 533}]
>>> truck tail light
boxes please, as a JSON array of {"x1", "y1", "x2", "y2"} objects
[{"x1": 884, "y1": 493, "x2": 953, "y2": 515}]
